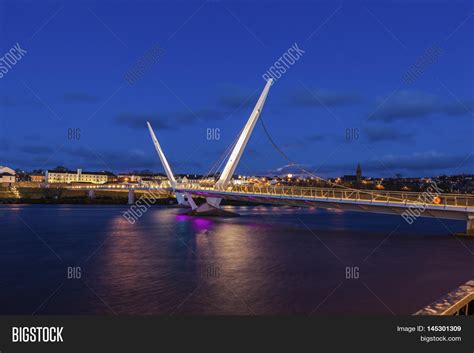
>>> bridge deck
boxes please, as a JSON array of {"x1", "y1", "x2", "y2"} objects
[
  {"x1": 69, "y1": 183, "x2": 474, "y2": 222},
  {"x1": 176, "y1": 184, "x2": 474, "y2": 222}
]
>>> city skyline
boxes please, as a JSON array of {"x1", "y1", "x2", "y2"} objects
[{"x1": 1, "y1": 1, "x2": 473, "y2": 178}]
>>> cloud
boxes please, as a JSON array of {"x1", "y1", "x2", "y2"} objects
[
  {"x1": 218, "y1": 95, "x2": 251, "y2": 109},
  {"x1": 280, "y1": 140, "x2": 306, "y2": 149},
  {"x1": 23, "y1": 133, "x2": 42, "y2": 141},
  {"x1": 115, "y1": 108, "x2": 228, "y2": 129},
  {"x1": 169, "y1": 108, "x2": 228, "y2": 123},
  {"x1": 364, "y1": 125, "x2": 414, "y2": 142},
  {"x1": 288, "y1": 88, "x2": 362, "y2": 108},
  {"x1": 115, "y1": 114, "x2": 174, "y2": 130},
  {"x1": 0, "y1": 138, "x2": 10, "y2": 151},
  {"x1": 218, "y1": 92, "x2": 257, "y2": 110},
  {"x1": 305, "y1": 134, "x2": 326, "y2": 142},
  {"x1": 364, "y1": 151, "x2": 472, "y2": 173},
  {"x1": 265, "y1": 151, "x2": 473, "y2": 177},
  {"x1": 169, "y1": 160, "x2": 203, "y2": 171},
  {"x1": 215, "y1": 82, "x2": 259, "y2": 110},
  {"x1": 277, "y1": 135, "x2": 326, "y2": 150},
  {"x1": 63, "y1": 92, "x2": 99, "y2": 103},
  {"x1": 0, "y1": 96, "x2": 41, "y2": 107},
  {"x1": 5, "y1": 144, "x2": 204, "y2": 173},
  {"x1": 370, "y1": 90, "x2": 472, "y2": 122},
  {"x1": 18, "y1": 144, "x2": 54, "y2": 154},
  {"x1": 10, "y1": 146, "x2": 157, "y2": 172},
  {"x1": 275, "y1": 164, "x2": 296, "y2": 173}
]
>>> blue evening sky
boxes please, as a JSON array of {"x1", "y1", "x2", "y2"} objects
[{"x1": 0, "y1": 0, "x2": 473, "y2": 177}]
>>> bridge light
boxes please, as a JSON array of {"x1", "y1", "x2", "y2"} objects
[{"x1": 433, "y1": 196, "x2": 441, "y2": 204}]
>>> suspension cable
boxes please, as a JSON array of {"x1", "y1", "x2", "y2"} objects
[
  {"x1": 258, "y1": 116, "x2": 406, "y2": 202},
  {"x1": 202, "y1": 126, "x2": 243, "y2": 180}
]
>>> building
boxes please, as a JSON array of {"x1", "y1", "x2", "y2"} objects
[
  {"x1": 118, "y1": 173, "x2": 167, "y2": 185},
  {"x1": 342, "y1": 163, "x2": 363, "y2": 185},
  {"x1": 104, "y1": 172, "x2": 118, "y2": 183},
  {"x1": 0, "y1": 166, "x2": 15, "y2": 175},
  {"x1": 0, "y1": 166, "x2": 16, "y2": 186},
  {"x1": 29, "y1": 173, "x2": 45, "y2": 183},
  {"x1": 46, "y1": 169, "x2": 112, "y2": 184},
  {"x1": 0, "y1": 172, "x2": 15, "y2": 186}
]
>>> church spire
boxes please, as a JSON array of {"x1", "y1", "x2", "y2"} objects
[{"x1": 356, "y1": 163, "x2": 362, "y2": 184}]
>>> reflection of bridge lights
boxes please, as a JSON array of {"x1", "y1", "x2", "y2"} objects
[
  {"x1": 175, "y1": 215, "x2": 213, "y2": 231},
  {"x1": 192, "y1": 218, "x2": 213, "y2": 231},
  {"x1": 175, "y1": 214, "x2": 190, "y2": 222}
]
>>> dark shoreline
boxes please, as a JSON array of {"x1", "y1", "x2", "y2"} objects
[{"x1": 0, "y1": 197, "x2": 266, "y2": 207}]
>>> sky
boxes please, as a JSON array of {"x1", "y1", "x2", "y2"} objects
[{"x1": 0, "y1": 0, "x2": 473, "y2": 178}]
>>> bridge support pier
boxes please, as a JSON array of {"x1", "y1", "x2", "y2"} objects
[
  {"x1": 88, "y1": 190, "x2": 95, "y2": 200},
  {"x1": 186, "y1": 201, "x2": 239, "y2": 217},
  {"x1": 128, "y1": 190, "x2": 135, "y2": 205},
  {"x1": 466, "y1": 215, "x2": 474, "y2": 236}
]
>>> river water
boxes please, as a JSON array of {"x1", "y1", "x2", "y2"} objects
[{"x1": 0, "y1": 205, "x2": 472, "y2": 315}]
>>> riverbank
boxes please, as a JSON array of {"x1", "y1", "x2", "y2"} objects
[
  {"x1": 0, "y1": 186, "x2": 174, "y2": 205},
  {"x1": 0, "y1": 186, "x2": 266, "y2": 206}
]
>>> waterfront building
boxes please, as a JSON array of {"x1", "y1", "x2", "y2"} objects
[
  {"x1": 0, "y1": 166, "x2": 15, "y2": 175},
  {"x1": 0, "y1": 172, "x2": 15, "y2": 186},
  {"x1": 46, "y1": 169, "x2": 112, "y2": 184},
  {"x1": 118, "y1": 173, "x2": 167, "y2": 184},
  {"x1": 0, "y1": 166, "x2": 16, "y2": 186},
  {"x1": 29, "y1": 173, "x2": 45, "y2": 183}
]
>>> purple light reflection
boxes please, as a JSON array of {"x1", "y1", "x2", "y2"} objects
[
  {"x1": 175, "y1": 214, "x2": 214, "y2": 232},
  {"x1": 175, "y1": 214, "x2": 191, "y2": 221},
  {"x1": 192, "y1": 218, "x2": 213, "y2": 231}
]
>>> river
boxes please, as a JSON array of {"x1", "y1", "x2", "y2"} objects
[{"x1": 0, "y1": 205, "x2": 472, "y2": 315}]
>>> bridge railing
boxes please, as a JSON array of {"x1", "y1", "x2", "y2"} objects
[
  {"x1": 177, "y1": 183, "x2": 474, "y2": 208},
  {"x1": 415, "y1": 280, "x2": 474, "y2": 315}
]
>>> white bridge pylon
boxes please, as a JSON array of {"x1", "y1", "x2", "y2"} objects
[
  {"x1": 205, "y1": 78, "x2": 273, "y2": 211},
  {"x1": 216, "y1": 78, "x2": 273, "y2": 190},
  {"x1": 147, "y1": 122, "x2": 197, "y2": 209},
  {"x1": 147, "y1": 78, "x2": 272, "y2": 215}
]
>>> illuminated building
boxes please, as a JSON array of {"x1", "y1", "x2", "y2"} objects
[
  {"x1": 46, "y1": 169, "x2": 113, "y2": 184},
  {"x1": 0, "y1": 166, "x2": 16, "y2": 186},
  {"x1": 30, "y1": 173, "x2": 46, "y2": 183}
]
